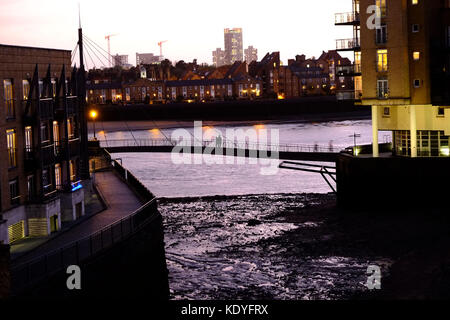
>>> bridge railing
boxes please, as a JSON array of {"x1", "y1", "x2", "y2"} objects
[{"x1": 99, "y1": 138, "x2": 343, "y2": 153}]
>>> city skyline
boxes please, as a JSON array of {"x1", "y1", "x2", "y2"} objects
[{"x1": 0, "y1": 0, "x2": 353, "y2": 68}]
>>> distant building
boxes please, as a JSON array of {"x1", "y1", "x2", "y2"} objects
[
  {"x1": 249, "y1": 52, "x2": 280, "y2": 96},
  {"x1": 244, "y1": 46, "x2": 258, "y2": 64},
  {"x1": 113, "y1": 54, "x2": 130, "y2": 68},
  {"x1": 212, "y1": 48, "x2": 226, "y2": 67},
  {"x1": 224, "y1": 28, "x2": 243, "y2": 65},
  {"x1": 136, "y1": 52, "x2": 161, "y2": 66}
]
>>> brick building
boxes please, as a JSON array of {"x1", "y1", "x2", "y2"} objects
[{"x1": 0, "y1": 44, "x2": 87, "y2": 244}]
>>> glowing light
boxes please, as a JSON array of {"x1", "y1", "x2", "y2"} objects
[
  {"x1": 90, "y1": 110, "x2": 98, "y2": 119},
  {"x1": 71, "y1": 184, "x2": 83, "y2": 192},
  {"x1": 277, "y1": 94, "x2": 285, "y2": 100},
  {"x1": 253, "y1": 124, "x2": 265, "y2": 130},
  {"x1": 440, "y1": 147, "x2": 450, "y2": 156}
]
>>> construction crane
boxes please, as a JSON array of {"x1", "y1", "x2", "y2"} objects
[
  {"x1": 105, "y1": 34, "x2": 118, "y2": 67},
  {"x1": 158, "y1": 40, "x2": 168, "y2": 60}
]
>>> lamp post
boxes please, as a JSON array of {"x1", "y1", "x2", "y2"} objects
[
  {"x1": 90, "y1": 110, "x2": 98, "y2": 140},
  {"x1": 349, "y1": 133, "x2": 361, "y2": 156}
]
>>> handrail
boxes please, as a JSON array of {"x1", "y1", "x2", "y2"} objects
[
  {"x1": 99, "y1": 138, "x2": 343, "y2": 153},
  {"x1": 12, "y1": 197, "x2": 157, "y2": 270}
]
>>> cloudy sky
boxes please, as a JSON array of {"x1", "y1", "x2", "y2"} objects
[{"x1": 0, "y1": 0, "x2": 353, "y2": 67}]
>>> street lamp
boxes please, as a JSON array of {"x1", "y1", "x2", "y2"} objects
[
  {"x1": 349, "y1": 133, "x2": 361, "y2": 156},
  {"x1": 90, "y1": 110, "x2": 98, "y2": 140}
]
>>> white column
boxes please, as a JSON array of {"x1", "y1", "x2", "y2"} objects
[
  {"x1": 372, "y1": 105, "x2": 379, "y2": 157},
  {"x1": 410, "y1": 105, "x2": 417, "y2": 158}
]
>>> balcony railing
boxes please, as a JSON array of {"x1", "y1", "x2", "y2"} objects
[
  {"x1": 336, "y1": 90, "x2": 363, "y2": 101},
  {"x1": 55, "y1": 96, "x2": 78, "y2": 116},
  {"x1": 55, "y1": 138, "x2": 81, "y2": 159},
  {"x1": 41, "y1": 144, "x2": 56, "y2": 165},
  {"x1": 336, "y1": 64, "x2": 362, "y2": 76},
  {"x1": 24, "y1": 98, "x2": 54, "y2": 120},
  {"x1": 335, "y1": 12, "x2": 360, "y2": 25},
  {"x1": 5, "y1": 99, "x2": 16, "y2": 120},
  {"x1": 336, "y1": 38, "x2": 360, "y2": 51}
]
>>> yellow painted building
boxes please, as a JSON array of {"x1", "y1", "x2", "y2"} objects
[{"x1": 358, "y1": 0, "x2": 450, "y2": 157}]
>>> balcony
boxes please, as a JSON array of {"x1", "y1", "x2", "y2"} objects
[
  {"x1": 336, "y1": 64, "x2": 362, "y2": 76},
  {"x1": 336, "y1": 38, "x2": 361, "y2": 51},
  {"x1": 55, "y1": 138, "x2": 81, "y2": 160},
  {"x1": 54, "y1": 96, "x2": 78, "y2": 119},
  {"x1": 23, "y1": 98, "x2": 54, "y2": 122},
  {"x1": 335, "y1": 12, "x2": 360, "y2": 25},
  {"x1": 41, "y1": 144, "x2": 56, "y2": 166},
  {"x1": 336, "y1": 90, "x2": 362, "y2": 101}
]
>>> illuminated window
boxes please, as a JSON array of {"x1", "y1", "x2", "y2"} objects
[
  {"x1": 376, "y1": 0, "x2": 387, "y2": 17},
  {"x1": 55, "y1": 164, "x2": 62, "y2": 190},
  {"x1": 377, "y1": 78, "x2": 389, "y2": 99},
  {"x1": 7, "y1": 129, "x2": 17, "y2": 168},
  {"x1": 377, "y1": 49, "x2": 388, "y2": 72},
  {"x1": 4, "y1": 79, "x2": 14, "y2": 119},
  {"x1": 22, "y1": 80, "x2": 30, "y2": 100},
  {"x1": 412, "y1": 0, "x2": 418, "y2": 4},
  {"x1": 413, "y1": 51, "x2": 420, "y2": 60}
]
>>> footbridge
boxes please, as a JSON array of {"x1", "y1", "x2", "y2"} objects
[{"x1": 100, "y1": 138, "x2": 342, "y2": 162}]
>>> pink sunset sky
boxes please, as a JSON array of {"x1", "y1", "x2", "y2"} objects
[{"x1": 0, "y1": 0, "x2": 353, "y2": 68}]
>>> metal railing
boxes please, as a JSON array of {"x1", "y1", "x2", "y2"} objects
[
  {"x1": 336, "y1": 90, "x2": 363, "y2": 101},
  {"x1": 336, "y1": 38, "x2": 360, "y2": 50},
  {"x1": 336, "y1": 64, "x2": 361, "y2": 75},
  {"x1": 11, "y1": 150, "x2": 158, "y2": 294},
  {"x1": 10, "y1": 198, "x2": 158, "y2": 293},
  {"x1": 100, "y1": 138, "x2": 344, "y2": 153},
  {"x1": 335, "y1": 12, "x2": 360, "y2": 24}
]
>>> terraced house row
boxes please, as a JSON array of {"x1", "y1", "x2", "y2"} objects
[
  {"x1": 86, "y1": 50, "x2": 356, "y2": 105},
  {"x1": 0, "y1": 44, "x2": 90, "y2": 244}
]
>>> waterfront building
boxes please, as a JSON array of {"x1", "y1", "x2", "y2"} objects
[
  {"x1": 357, "y1": 0, "x2": 450, "y2": 157},
  {"x1": 244, "y1": 46, "x2": 258, "y2": 64},
  {"x1": 0, "y1": 44, "x2": 87, "y2": 244},
  {"x1": 249, "y1": 52, "x2": 281, "y2": 97},
  {"x1": 335, "y1": 0, "x2": 363, "y2": 101},
  {"x1": 224, "y1": 28, "x2": 244, "y2": 65}
]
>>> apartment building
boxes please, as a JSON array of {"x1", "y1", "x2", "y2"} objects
[
  {"x1": 224, "y1": 28, "x2": 244, "y2": 65},
  {"x1": 136, "y1": 52, "x2": 160, "y2": 66},
  {"x1": 335, "y1": 0, "x2": 363, "y2": 100},
  {"x1": 244, "y1": 46, "x2": 258, "y2": 64},
  {"x1": 249, "y1": 52, "x2": 281, "y2": 96},
  {"x1": 358, "y1": 0, "x2": 450, "y2": 157},
  {"x1": 0, "y1": 44, "x2": 87, "y2": 244},
  {"x1": 212, "y1": 48, "x2": 226, "y2": 67}
]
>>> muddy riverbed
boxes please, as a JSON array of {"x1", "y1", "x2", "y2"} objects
[{"x1": 158, "y1": 193, "x2": 450, "y2": 300}]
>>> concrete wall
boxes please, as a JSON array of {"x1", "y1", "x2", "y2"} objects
[
  {"x1": 376, "y1": 105, "x2": 450, "y2": 135},
  {"x1": 19, "y1": 212, "x2": 170, "y2": 299},
  {"x1": 337, "y1": 153, "x2": 450, "y2": 210}
]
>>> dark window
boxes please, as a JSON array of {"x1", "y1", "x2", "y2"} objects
[
  {"x1": 438, "y1": 107, "x2": 445, "y2": 116},
  {"x1": 376, "y1": 24, "x2": 387, "y2": 44},
  {"x1": 9, "y1": 179, "x2": 20, "y2": 206},
  {"x1": 414, "y1": 79, "x2": 421, "y2": 88}
]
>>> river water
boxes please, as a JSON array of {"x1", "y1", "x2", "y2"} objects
[{"x1": 100, "y1": 119, "x2": 393, "y2": 300}]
